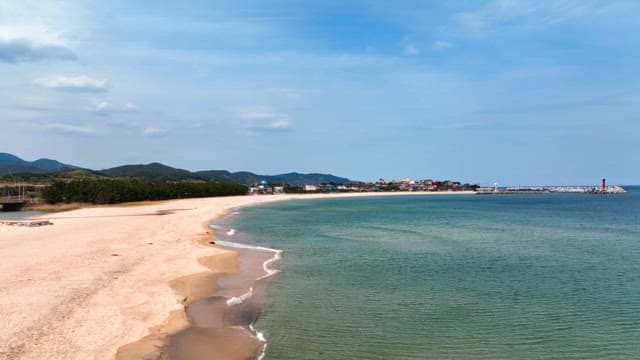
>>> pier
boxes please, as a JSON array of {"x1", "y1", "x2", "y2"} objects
[
  {"x1": 475, "y1": 185, "x2": 627, "y2": 195},
  {"x1": 0, "y1": 195, "x2": 28, "y2": 211}
]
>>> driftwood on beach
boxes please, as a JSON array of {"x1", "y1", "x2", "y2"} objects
[{"x1": 0, "y1": 220, "x2": 53, "y2": 227}]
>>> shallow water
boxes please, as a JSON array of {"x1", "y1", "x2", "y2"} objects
[
  {"x1": 225, "y1": 188, "x2": 640, "y2": 359},
  {"x1": 0, "y1": 210, "x2": 45, "y2": 220},
  {"x1": 166, "y1": 237, "x2": 275, "y2": 360}
]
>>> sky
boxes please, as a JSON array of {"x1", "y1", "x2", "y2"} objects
[{"x1": 1, "y1": 0, "x2": 638, "y2": 186}]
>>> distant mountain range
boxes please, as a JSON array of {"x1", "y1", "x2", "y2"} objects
[
  {"x1": 195, "y1": 169, "x2": 352, "y2": 186},
  {"x1": 0, "y1": 153, "x2": 354, "y2": 185},
  {"x1": 101, "y1": 162, "x2": 198, "y2": 182},
  {"x1": 0, "y1": 153, "x2": 78, "y2": 174}
]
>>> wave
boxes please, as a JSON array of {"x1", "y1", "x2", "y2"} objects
[
  {"x1": 212, "y1": 225, "x2": 282, "y2": 359},
  {"x1": 226, "y1": 286, "x2": 254, "y2": 306},
  {"x1": 251, "y1": 323, "x2": 268, "y2": 360}
]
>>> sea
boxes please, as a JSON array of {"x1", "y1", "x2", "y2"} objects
[
  {"x1": 216, "y1": 187, "x2": 640, "y2": 359},
  {"x1": 0, "y1": 210, "x2": 45, "y2": 221}
]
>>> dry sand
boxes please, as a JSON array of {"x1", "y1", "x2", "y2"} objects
[{"x1": 0, "y1": 191, "x2": 472, "y2": 359}]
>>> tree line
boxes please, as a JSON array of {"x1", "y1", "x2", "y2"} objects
[{"x1": 41, "y1": 179, "x2": 248, "y2": 204}]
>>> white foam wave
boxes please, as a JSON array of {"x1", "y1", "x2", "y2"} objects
[
  {"x1": 257, "y1": 250, "x2": 283, "y2": 280},
  {"x1": 226, "y1": 286, "x2": 254, "y2": 306},
  {"x1": 215, "y1": 239, "x2": 282, "y2": 255},
  {"x1": 250, "y1": 324, "x2": 268, "y2": 360},
  {"x1": 218, "y1": 240, "x2": 282, "y2": 306},
  {"x1": 250, "y1": 324, "x2": 267, "y2": 342},
  {"x1": 226, "y1": 228, "x2": 236, "y2": 236},
  {"x1": 256, "y1": 332, "x2": 267, "y2": 343},
  {"x1": 257, "y1": 343, "x2": 268, "y2": 360},
  {"x1": 216, "y1": 237, "x2": 282, "y2": 359}
]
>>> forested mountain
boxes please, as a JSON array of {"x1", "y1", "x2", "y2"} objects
[
  {"x1": 100, "y1": 163, "x2": 203, "y2": 182},
  {"x1": 0, "y1": 152, "x2": 355, "y2": 185},
  {"x1": 195, "y1": 170, "x2": 352, "y2": 185}
]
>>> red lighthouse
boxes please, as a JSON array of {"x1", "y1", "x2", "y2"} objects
[{"x1": 602, "y1": 178, "x2": 606, "y2": 191}]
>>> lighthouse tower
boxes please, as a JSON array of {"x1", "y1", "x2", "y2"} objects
[{"x1": 602, "y1": 178, "x2": 606, "y2": 192}]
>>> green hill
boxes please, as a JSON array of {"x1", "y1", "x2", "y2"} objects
[
  {"x1": 100, "y1": 163, "x2": 204, "y2": 182},
  {"x1": 1, "y1": 152, "x2": 355, "y2": 185},
  {"x1": 0, "y1": 153, "x2": 77, "y2": 175},
  {"x1": 195, "y1": 170, "x2": 352, "y2": 185}
]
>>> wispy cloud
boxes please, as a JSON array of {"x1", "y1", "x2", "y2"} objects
[
  {"x1": 234, "y1": 106, "x2": 281, "y2": 120},
  {"x1": 0, "y1": 39, "x2": 76, "y2": 63},
  {"x1": 247, "y1": 118, "x2": 293, "y2": 132},
  {"x1": 233, "y1": 106, "x2": 294, "y2": 132},
  {"x1": 477, "y1": 92, "x2": 638, "y2": 115},
  {"x1": 0, "y1": 25, "x2": 76, "y2": 63},
  {"x1": 91, "y1": 100, "x2": 111, "y2": 115},
  {"x1": 20, "y1": 121, "x2": 97, "y2": 135},
  {"x1": 34, "y1": 75, "x2": 109, "y2": 93},
  {"x1": 123, "y1": 102, "x2": 138, "y2": 111},
  {"x1": 454, "y1": 0, "x2": 634, "y2": 32},
  {"x1": 403, "y1": 43, "x2": 420, "y2": 56},
  {"x1": 432, "y1": 40, "x2": 454, "y2": 51},
  {"x1": 455, "y1": 0, "x2": 534, "y2": 30},
  {"x1": 89, "y1": 101, "x2": 138, "y2": 116},
  {"x1": 45, "y1": 123, "x2": 96, "y2": 135},
  {"x1": 142, "y1": 127, "x2": 167, "y2": 137},
  {"x1": 267, "y1": 87, "x2": 301, "y2": 99}
]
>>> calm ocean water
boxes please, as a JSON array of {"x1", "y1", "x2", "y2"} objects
[
  {"x1": 0, "y1": 210, "x2": 45, "y2": 220},
  {"x1": 223, "y1": 188, "x2": 640, "y2": 359}
]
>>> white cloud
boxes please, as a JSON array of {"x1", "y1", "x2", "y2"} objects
[
  {"x1": 247, "y1": 116, "x2": 293, "y2": 132},
  {"x1": 267, "y1": 87, "x2": 301, "y2": 99},
  {"x1": 0, "y1": 39, "x2": 76, "y2": 63},
  {"x1": 91, "y1": 100, "x2": 111, "y2": 115},
  {"x1": 454, "y1": 0, "x2": 634, "y2": 32},
  {"x1": 0, "y1": 25, "x2": 76, "y2": 63},
  {"x1": 89, "y1": 101, "x2": 138, "y2": 116},
  {"x1": 233, "y1": 106, "x2": 282, "y2": 120},
  {"x1": 265, "y1": 118, "x2": 292, "y2": 129},
  {"x1": 403, "y1": 43, "x2": 420, "y2": 56},
  {"x1": 44, "y1": 123, "x2": 96, "y2": 135},
  {"x1": 233, "y1": 106, "x2": 294, "y2": 132},
  {"x1": 123, "y1": 103, "x2": 138, "y2": 111},
  {"x1": 142, "y1": 127, "x2": 167, "y2": 137},
  {"x1": 20, "y1": 121, "x2": 96, "y2": 135},
  {"x1": 455, "y1": 0, "x2": 536, "y2": 30},
  {"x1": 432, "y1": 41, "x2": 454, "y2": 51},
  {"x1": 35, "y1": 75, "x2": 109, "y2": 93},
  {"x1": 455, "y1": 0, "x2": 534, "y2": 29},
  {"x1": 0, "y1": 25, "x2": 68, "y2": 46}
]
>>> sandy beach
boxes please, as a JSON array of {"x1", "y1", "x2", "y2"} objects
[{"x1": 0, "y1": 191, "x2": 472, "y2": 359}]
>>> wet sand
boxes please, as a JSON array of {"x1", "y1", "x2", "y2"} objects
[
  {"x1": 0, "y1": 195, "x2": 291, "y2": 359},
  {"x1": 0, "y1": 191, "x2": 473, "y2": 359}
]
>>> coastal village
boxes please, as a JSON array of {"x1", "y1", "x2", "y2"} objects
[
  {"x1": 249, "y1": 178, "x2": 627, "y2": 195},
  {"x1": 1, "y1": 174, "x2": 626, "y2": 213},
  {"x1": 248, "y1": 178, "x2": 478, "y2": 195}
]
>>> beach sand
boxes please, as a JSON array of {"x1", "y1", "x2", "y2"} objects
[{"x1": 0, "y1": 191, "x2": 472, "y2": 359}]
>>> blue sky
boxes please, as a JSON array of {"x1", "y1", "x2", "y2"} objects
[{"x1": 1, "y1": 1, "x2": 638, "y2": 185}]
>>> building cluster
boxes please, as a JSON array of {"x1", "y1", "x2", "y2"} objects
[
  {"x1": 372, "y1": 178, "x2": 470, "y2": 192},
  {"x1": 248, "y1": 178, "x2": 477, "y2": 195}
]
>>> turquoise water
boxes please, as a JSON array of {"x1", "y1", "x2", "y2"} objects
[{"x1": 224, "y1": 189, "x2": 640, "y2": 359}]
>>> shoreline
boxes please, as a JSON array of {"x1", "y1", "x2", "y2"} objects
[{"x1": 0, "y1": 191, "x2": 473, "y2": 359}]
